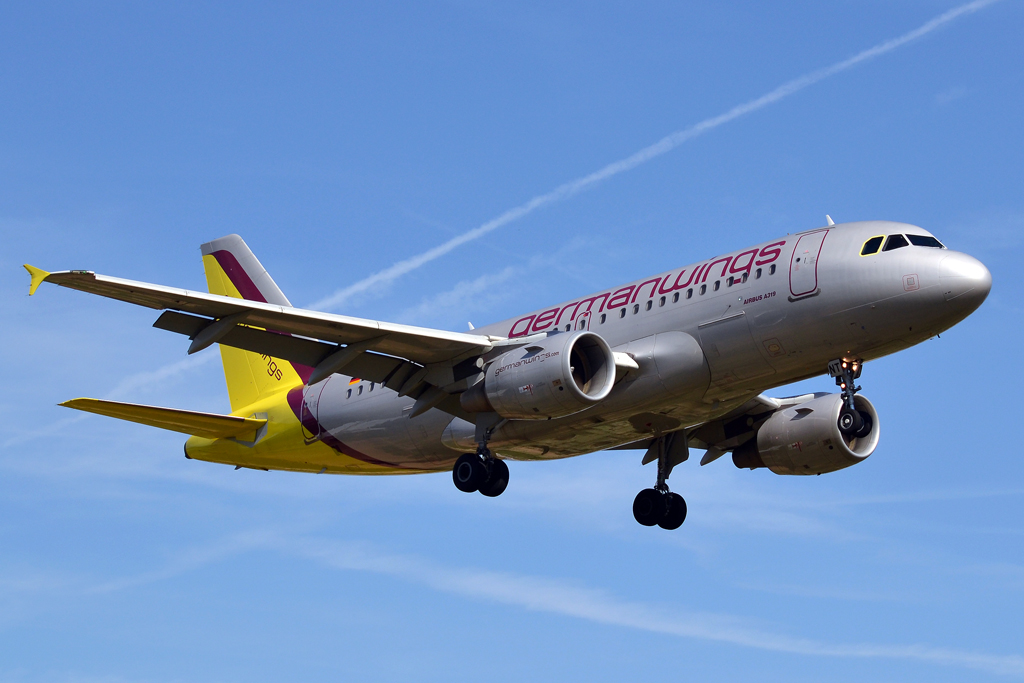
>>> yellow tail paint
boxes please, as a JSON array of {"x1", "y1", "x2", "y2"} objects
[{"x1": 201, "y1": 253, "x2": 304, "y2": 412}]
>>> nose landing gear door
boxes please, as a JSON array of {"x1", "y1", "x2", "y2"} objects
[{"x1": 789, "y1": 229, "x2": 828, "y2": 300}]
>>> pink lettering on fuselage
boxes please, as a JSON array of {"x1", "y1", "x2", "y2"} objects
[{"x1": 505, "y1": 239, "x2": 788, "y2": 337}]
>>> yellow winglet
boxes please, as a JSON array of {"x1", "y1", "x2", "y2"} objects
[{"x1": 23, "y1": 264, "x2": 51, "y2": 296}]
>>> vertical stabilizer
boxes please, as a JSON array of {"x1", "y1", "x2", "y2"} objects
[{"x1": 201, "y1": 235, "x2": 306, "y2": 411}]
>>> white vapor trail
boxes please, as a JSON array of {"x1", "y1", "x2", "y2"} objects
[
  {"x1": 294, "y1": 538, "x2": 1024, "y2": 678},
  {"x1": 62, "y1": 530, "x2": 1024, "y2": 678},
  {"x1": 309, "y1": 0, "x2": 1001, "y2": 312},
  {"x1": 2, "y1": 353, "x2": 217, "y2": 448}
]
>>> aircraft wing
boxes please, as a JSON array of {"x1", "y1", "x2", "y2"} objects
[
  {"x1": 611, "y1": 393, "x2": 825, "y2": 466},
  {"x1": 27, "y1": 267, "x2": 497, "y2": 367}
]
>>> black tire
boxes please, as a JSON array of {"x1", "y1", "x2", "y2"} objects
[
  {"x1": 658, "y1": 493, "x2": 687, "y2": 530},
  {"x1": 852, "y1": 411, "x2": 873, "y2": 439},
  {"x1": 479, "y1": 458, "x2": 510, "y2": 498},
  {"x1": 453, "y1": 453, "x2": 486, "y2": 493},
  {"x1": 633, "y1": 488, "x2": 668, "y2": 527},
  {"x1": 838, "y1": 408, "x2": 864, "y2": 436}
]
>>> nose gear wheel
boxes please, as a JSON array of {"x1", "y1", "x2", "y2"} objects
[{"x1": 828, "y1": 358, "x2": 872, "y2": 438}]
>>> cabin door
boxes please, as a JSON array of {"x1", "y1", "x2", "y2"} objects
[{"x1": 789, "y1": 229, "x2": 829, "y2": 299}]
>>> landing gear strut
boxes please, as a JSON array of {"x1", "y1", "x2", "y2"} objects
[
  {"x1": 633, "y1": 432, "x2": 688, "y2": 530},
  {"x1": 828, "y1": 358, "x2": 872, "y2": 439},
  {"x1": 452, "y1": 419, "x2": 509, "y2": 497}
]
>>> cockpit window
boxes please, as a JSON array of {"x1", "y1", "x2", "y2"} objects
[
  {"x1": 883, "y1": 234, "x2": 909, "y2": 252},
  {"x1": 906, "y1": 234, "x2": 945, "y2": 249},
  {"x1": 860, "y1": 235, "x2": 883, "y2": 256}
]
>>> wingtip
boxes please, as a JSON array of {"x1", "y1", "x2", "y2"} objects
[{"x1": 23, "y1": 264, "x2": 51, "y2": 295}]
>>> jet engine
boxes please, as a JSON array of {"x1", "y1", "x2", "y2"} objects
[
  {"x1": 732, "y1": 393, "x2": 880, "y2": 475},
  {"x1": 461, "y1": 331, "x2": 616, "y2": 420}
]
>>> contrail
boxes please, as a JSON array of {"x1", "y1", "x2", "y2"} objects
[
  {"x1": 309, "y1": 0, "x2": 1000, "y2": 313},
  {"x1": 67, "y1": 529, "x2": 1024, "y2": 677}
]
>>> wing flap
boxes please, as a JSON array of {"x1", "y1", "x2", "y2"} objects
[
  {"x1": 152, "y1": 311, "x2": 422, "y2": 388},
  {"x1": 60, "y1": 398, "x2": 266, "y2": 440}
]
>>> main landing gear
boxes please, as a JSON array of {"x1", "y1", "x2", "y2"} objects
[
  {"x1": 633, "y1": 432, "x2": 688, "y2": 530},
  {"x1": 453, "y1": 450, "x2": 509, "y2": 497},
  {"x1": 829, "y1": 358, "x2": 872, "y2": 439},
  {"x1": 452, "y1": 419, "x2": 509, "y2": 497}
]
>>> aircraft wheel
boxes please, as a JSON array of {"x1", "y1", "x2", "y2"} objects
[
  {"x1": 633, "y1": 488, "x2": 667, "y2": 527},
  {"x1": 838, "y1": 407, "x2": 864, "y2": 436},
  {"x1": 453, "y1": 453, "x2": 486, "y2": 493},
  {"x1": 479, "y1": 458, "x2": 509, "y2": 498},
  {"x1": 658, "y1": 493, "x2": 687, "y2": 530},
  {"x1": 852, "y1": 411, "x2": 873, "y2": 439}
]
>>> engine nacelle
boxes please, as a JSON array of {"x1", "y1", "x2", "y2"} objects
[
  {"x1": 732, "y1": 393, "x2": 880, "y2": 475},
  {"x1": 461, "y1": 331, "x2": 616, "y2": 420}
]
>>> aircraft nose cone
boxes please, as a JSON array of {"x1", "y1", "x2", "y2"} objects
[{"x1": 939, "y1": 251, "x2": 991, "y2": 313}]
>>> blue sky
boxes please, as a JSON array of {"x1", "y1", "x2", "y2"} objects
[{"x1": 2, "y1": 1, "x2": 1023, "y2": 681}]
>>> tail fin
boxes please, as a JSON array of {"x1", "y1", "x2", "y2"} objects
[{"x1": 201, "y1": 235, "x2": 308, "y2": 411}]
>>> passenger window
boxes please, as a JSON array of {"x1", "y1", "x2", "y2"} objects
[
  {"x1": 699, "y1": 284, "x2": 706, "y2": 295},
  {"x1": 883, "y1": 234, "x2": 909, "y2": 251},
  {"x1": 565, "y1": 324, "x2": 571, "y2": 331},
  {"x1": 907, "y1": 235, "x2": 944, "y2": 248},
  {"x1": 755, "y1": 268, "x2": 762, "y2": 279},
  {"x1": 619, "y1": 308, "x2": 626, "y2": 318},
  {"x1": 686, "y1": 288, "x2": 693, "y2": 299},
  {"x1": 358, "y1": 385, "x2": 363, "y2": 395},
  {"x1": 645, "y1": 300, "x2": 652, "y2": 311},
  {"x1": 769, "y1": 264, "x2": 776, "y2": 275},
  {"x1": 672, "y1": 292, "x2": 679, "y2": 303},
  {"x1": 370, "y1": 382, "x2": 374, "y2": 391},
  {"x1": 713, "y1": 281, "x2": 720, "y2": 291},
  {"x1": 346, "y1": 389, "x2": 352, "y2": 399},
  {"x1": 860, "y1": 235, "x2": 884, "y2": 256},
  {"x1": 659, "y1": 296, "x2": 665, "y2": 307},
  {"x1": 600, "y1": 313, "x2": 606, "y2": 324},
  {"x1": 726, "y1": 276, "x2": 734, "y2": 286},
  {"x1": 633, "y1": 304, "x2": 640, "y2": 314},
  {"x1": 741, "y1": 272, "x2": 748, "y2": 283}
]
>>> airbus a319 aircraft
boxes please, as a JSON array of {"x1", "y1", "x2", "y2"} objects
[{"x1": 25, "y1": 219, "x2": 990, "y2": 529}]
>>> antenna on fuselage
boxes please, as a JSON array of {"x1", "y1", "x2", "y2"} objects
[
  {"x1": 826, "y1": 215, "x2": 835, "y2": 226},
  {"x1": 467, "y1": 322, "x2": 475, "y2": 330}
]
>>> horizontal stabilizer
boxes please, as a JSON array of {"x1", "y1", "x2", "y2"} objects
[{"x1": 60, "y1": 398, "x2": 266, "y2": 441}]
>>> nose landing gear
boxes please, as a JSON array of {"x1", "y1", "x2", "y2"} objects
[
  {"x1": 633, "y1": 432, "x2": 688, "y2": 530},
  {"x1": 829, "y1": 358, "x2": 872, "y2": 439}
]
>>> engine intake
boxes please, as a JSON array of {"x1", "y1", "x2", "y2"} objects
[
  {"x1": 461, "y1": 331, "x2": 615, "y2": 420},
  {"x1": 732, "y1": 393, "x2": 880, "y2": 475}
]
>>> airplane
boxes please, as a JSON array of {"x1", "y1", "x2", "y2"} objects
[{"x1": 24, "y1": 219, "x2": 991, "y2": 529}]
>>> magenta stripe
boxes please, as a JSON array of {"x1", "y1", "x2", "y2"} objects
[
  {"x1": 285, "y1": 388, "x2": 408, "y2": 469},
  {"x1": 211, "y1": 249, "x2": 314, "y2": 383},
  {"x1": 211, "y1": 250, "x2": 268, "y2": 303}
]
